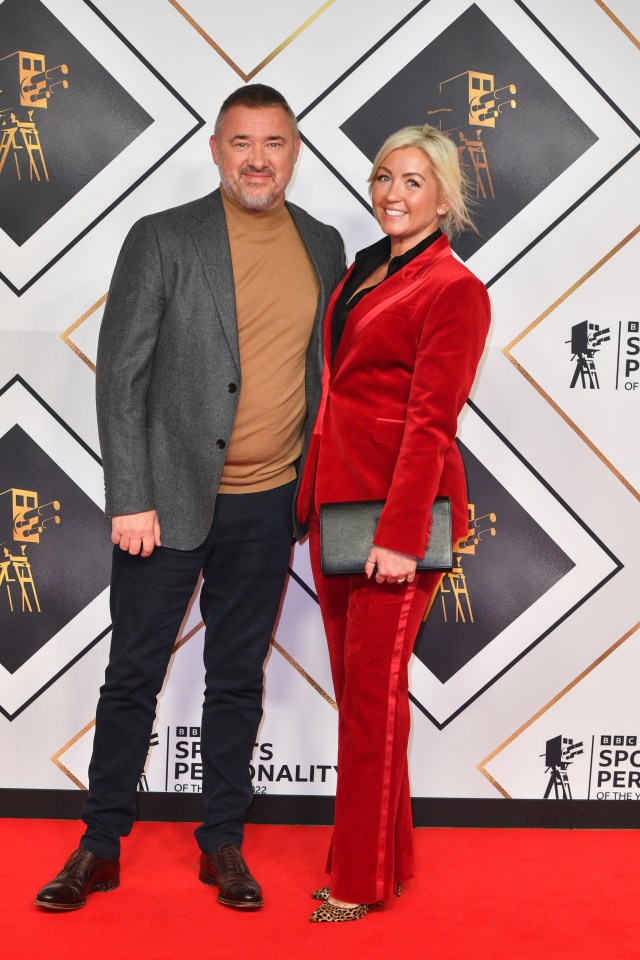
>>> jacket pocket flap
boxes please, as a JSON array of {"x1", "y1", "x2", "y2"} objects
[{"x1": 374, "y1": 418, "x2": 405, "y2": 445}]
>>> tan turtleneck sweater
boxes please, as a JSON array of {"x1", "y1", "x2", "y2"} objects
[{"x1": 218, "y1": 190, "x2": 320, "y2": 493}]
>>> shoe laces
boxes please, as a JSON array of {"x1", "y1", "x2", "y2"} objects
[
  {"x1": 218, "y1": 844, "x2": 246, "y2": 874},
  {"x1": 65, "y1": 848, "x2": 96, "y2": 876}
]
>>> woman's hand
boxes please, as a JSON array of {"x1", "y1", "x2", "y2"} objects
[{"x1": 365, "y1": 546, "x2": 418, "y2": 585}]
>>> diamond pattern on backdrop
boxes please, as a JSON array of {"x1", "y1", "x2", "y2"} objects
[
  {"x1": 0, "y1": 0, "x2": 636, "y2": 807},
  {"x1": 60, "y1": 295, "x2": 106, "y2": 373},
  {"x1": 479, "y1": 621, "x2": 640, "y2": 799},
  {"x1": 0, "y1": 0, "x2": 152, "y2": 246},
  {"x1": 0, "y1": 376, "x2": 111, "y2": 720},
  {"x1": 298, "y1": 0, "x2": 640, "y2": 285},
  {"x1": 408, "y1": 403, "x2": 622, "y2": 728},
  {"x1": 505, "y1": 227, "x2": 640, "y2": 500},
  {"x1": 0, "y1": 0, "x2": 204, "y2": 295},
  {"x1": 166, "y1": 0, "x2": 337, "y2": 80},
  {"x1": 52, "y1": 568, "x2": 339, "y2": 796}
]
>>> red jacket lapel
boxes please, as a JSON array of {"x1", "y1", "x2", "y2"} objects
[{"x1": 331, "y1": 240, "x2": 452, "y2": 376}]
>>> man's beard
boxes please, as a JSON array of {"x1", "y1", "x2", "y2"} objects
[{"x1": 219, "y1": 165, "x2": 285, "y2": 210}]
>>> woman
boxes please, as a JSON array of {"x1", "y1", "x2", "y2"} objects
[{"x1": 296, "y1": 124, "x2": 491, "y2": 922}]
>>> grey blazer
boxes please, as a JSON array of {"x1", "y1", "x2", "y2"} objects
[{"x1": 96, "y1": 188, "x2": 345, "y2": 550}]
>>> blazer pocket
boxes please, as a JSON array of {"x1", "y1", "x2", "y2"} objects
[
  {"x1": 374, "y1": 418, "x2": 405, "y2": 445},
  {"x1": 380, "y1": 304, "x2": 418, "y2": 321}
]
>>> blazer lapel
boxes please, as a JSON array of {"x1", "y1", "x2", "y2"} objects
[
  {"x1": 189, "y1": 189, "x2": 240, "y2": 373},
  {"x1": 287, "y1": 203, "x2": 332, "y2": 319},
  {"x1": 332, "y1": 244, "x2": 451, "y2": 376}
]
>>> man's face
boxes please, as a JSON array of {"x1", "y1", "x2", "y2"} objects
[{"x1": 210, "y1": 104, "x2": 300, "y2": 211}]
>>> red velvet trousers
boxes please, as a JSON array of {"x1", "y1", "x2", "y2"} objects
[{"x1": 309, "y1": 516, "x2": 442, "y2": 904}]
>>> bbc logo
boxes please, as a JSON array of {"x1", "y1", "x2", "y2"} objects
[
  {"x1": 176, "y1": 726, "x2": 201, "y2": 737},
  {"x1": 600, "y1": 735, "x2": 637, "y2": 746}
]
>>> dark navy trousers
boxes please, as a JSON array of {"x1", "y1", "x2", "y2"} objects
[{"x1": 81, "y1": 481, "x2": 295, "y2": 860}]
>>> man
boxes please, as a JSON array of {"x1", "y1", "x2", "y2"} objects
[{"x1": 35, "y1": 84, "x2": 345, "y2": 912}]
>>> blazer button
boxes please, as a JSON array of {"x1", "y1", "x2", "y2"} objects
[
  {"x1": 227, "y1": 383, "x2": 237, "y2": 393},
  {"x1": 216, "y1": 439, "x2": 226, "y2": 449}
]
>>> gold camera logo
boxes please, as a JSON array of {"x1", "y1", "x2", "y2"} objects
[
  {"x1": 0, "y1": 487, "x2": 60, "y2": 613},
  {"x1": 0, "y1": 49, "x2": 70, "y2": 181},
  {"x1": 425, "y1": 502, "x2": 497, "y2": 626},
  {"x1": 427, "y1": 69, "x2": 517, "y2": 202}
]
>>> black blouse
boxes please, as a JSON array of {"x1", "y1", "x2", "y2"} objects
[{"x1": 331, "y1": 229, "x2": 442, "y2": 363}]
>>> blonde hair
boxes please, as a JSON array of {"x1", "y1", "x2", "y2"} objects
[{"x1": 367, "y1": 124, "x2": 475, "y2": 237}]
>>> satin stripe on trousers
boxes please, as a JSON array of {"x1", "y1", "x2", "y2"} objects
[
  {"x1": 309, "y1": 515, "x2": 442, "y2": 904},
  {"x1": 81, "y1": 481, "x2": 295, "y2": 861}
]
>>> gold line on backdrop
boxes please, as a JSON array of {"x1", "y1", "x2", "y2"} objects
[
  {"x1": 593, "y1": 0, "x2": 640, "y2": 48},
  {"x1": 50, "y1": 718, "x2": 96, "y2": 790},
  {"x1": 476, "y1": 620, "x2": 640, "y2": 798},
  {"x1": 49, "y1": 627, "x2": 336, "y2": 790},
  {"x1": 171, "y1": 617, "x2": 337, "y2": 709},
  {"x1": 172, "y1": 620, "x2": 203, "y2": 654},
  {"x1": 60, "y1": 294, "x2": 107, "y2": 373},
  {"x1": 166, "y1": 0, "x2": 337, "y2": 81},
  {"x1": 503, "y1": 225, "x2": 640, "y2": 502},
  {"x1": 270, "y1": 636, "x2": 337, "y2": 710}
]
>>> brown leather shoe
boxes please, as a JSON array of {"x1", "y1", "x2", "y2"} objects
[
  {"x1": 199, "y1": 843, "x2": 263, "y2": 910},
  {"x1": 34, "y1": 848, "x2": 120, "y2": 911}
]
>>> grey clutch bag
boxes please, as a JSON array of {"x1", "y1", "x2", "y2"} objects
[{"x1": 319, "y1": 496, "x2": 452, "y2": 576}]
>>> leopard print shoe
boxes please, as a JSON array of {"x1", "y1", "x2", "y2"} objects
[
  {"x1": 310, "y1": 900, "x2": 369, "y2": 923},
  {"x1": 311, "y1": 887, "x2": 330, "y2": 901}
]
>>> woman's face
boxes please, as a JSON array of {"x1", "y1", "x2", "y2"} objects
[{"x1": 371, "y1": 146, "x2": 447, "y2": 254}]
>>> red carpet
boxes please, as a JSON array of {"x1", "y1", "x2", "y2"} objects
[{"x1": 3, "y1": 819, "x2": 639, "y2": 960}]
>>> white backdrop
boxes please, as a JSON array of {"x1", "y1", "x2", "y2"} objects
[{"x1": 1, "y1": 0, "x2": 639, "y2": 815}]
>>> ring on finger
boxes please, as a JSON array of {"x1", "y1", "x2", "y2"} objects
[{"x1": 396, "y1": 577, "x2": 406, "y2": 583}]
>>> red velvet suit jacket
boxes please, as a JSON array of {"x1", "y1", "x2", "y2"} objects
[{"x1": 297, "y1": 233, "x2": 491, "y2": 558}]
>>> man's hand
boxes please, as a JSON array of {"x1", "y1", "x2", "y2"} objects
[
  {"x1": 365, "y1": 546, "x2": 418, "y2": 585},
  {"x1": 111, "y1": 510, "x2": 161, "y2": 557}
]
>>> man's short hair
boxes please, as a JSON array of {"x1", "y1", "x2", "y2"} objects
[{"x1": 214, "y1": 84, "x2": 298, "y2": 139}]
